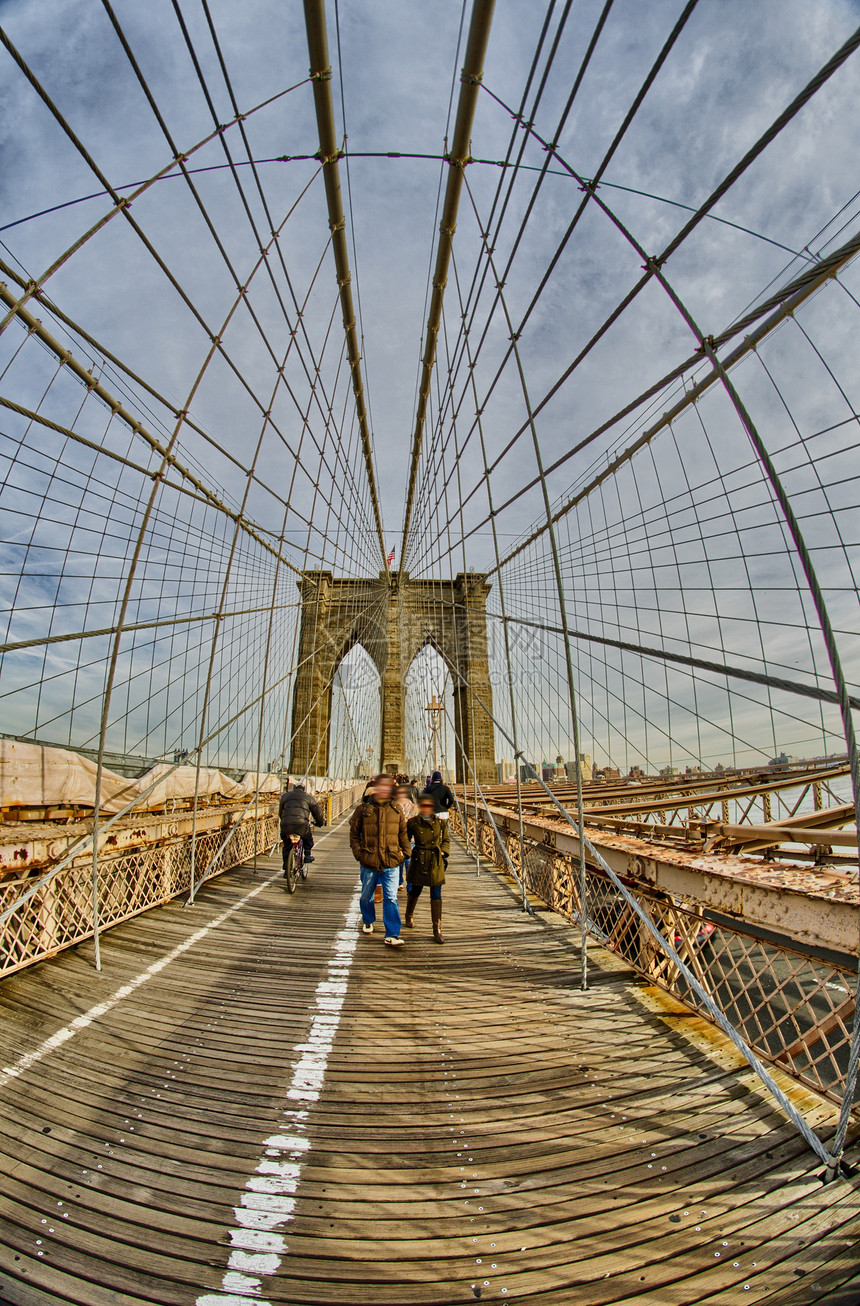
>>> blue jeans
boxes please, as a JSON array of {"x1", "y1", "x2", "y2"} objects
[
  {"x1": 407, "y1": 882, "x2": 442, "y2": 901},
  {"x1": 359, "y1": 865, "x2": 402, "y2": 937}
]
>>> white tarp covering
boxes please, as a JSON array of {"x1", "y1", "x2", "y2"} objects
[
  {"x1": 0, "y1": 741, "x2": 284, "y2": 814},
  {"x1": 0, "y1": 739, "x2": 139, "y2": 814},
  {"x1": 237, "y1": 772, "x2": 281, "y2": 796},
  {"x1": 134, "y1": 764, "x2": 248, "y2": 810}
]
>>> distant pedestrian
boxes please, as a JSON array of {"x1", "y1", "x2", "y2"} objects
[
  {"x1": 405, "y1": 795, "x2": 449, "y2": 943},
  {"x1": 421, "y1": 769, "x2": 455, "y2": 821},
  {"x1": 393, "y1": 783, "x2": 417, "y2": 886},
  {"x1": 349, "y1": 774, "x2": 411, "y2": 947},
  {"x1": 393, "y1": 784, "x2": 417, "y2": 821}
]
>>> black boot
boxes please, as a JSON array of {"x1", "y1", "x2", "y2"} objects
[{"x1": 431, "y1": 899, "x2": 444, "y2": 944}]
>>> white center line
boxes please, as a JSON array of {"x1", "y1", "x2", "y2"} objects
[{"x1": 196, "y1": 887, "x2": 362, "y2": 1306}]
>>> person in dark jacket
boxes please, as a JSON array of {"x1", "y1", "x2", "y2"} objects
[
  {"x1": 421, "y1": 769, "x2": 455, "y2": 821},
  {"x1": 405, "y1": 795, "x2": 449, "y2": 943},
  {"x1": 349, "y1": 774, "x2": 411, "y2": 947},
  {"x1": 279, "y1": 781, "x2": 325, "y2": 870}
]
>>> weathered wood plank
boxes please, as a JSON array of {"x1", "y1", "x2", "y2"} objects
[{"x1": 0, "y1": 827, "x2": 857, "y2": 1304}]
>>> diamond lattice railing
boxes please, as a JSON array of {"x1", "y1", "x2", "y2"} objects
[{"x1": 454, "y1": 805, "x2": 858, "y2": 1113}]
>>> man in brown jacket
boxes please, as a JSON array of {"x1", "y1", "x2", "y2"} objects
[{"x1": 350, "y1": 773, "x2": 411, "y2": 947}]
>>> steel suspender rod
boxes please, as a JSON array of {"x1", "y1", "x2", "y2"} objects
[
  {"x1": 303, "y1": 0, "x2": 387, "y2": 568},
  {"x1": 399, "y1": 0, "x2": 496, "y2": 573}
]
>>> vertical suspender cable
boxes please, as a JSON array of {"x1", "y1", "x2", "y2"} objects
[
  {"x1": 303, "y1": 0, "x2": 387, "y2": 567},
  {"x1": 399, "y1": 0, "x2": 496, "y2": 572}
]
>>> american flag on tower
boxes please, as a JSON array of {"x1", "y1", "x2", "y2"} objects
[{"x1": 386, "y1": 549, "x2": 395, "y2": 568}]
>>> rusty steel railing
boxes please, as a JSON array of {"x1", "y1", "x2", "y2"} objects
[
  {"x1": 451, "y1": 802, "x2": 859, "y2": 1118},
  {"x1": 0, "y1": 810, "x2": 280, "y2": 979},
  {"x1": 0, "y1": 781, "x2": 365, "y2": 979}
]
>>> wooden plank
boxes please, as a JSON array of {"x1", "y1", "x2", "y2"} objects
[{"x1": 0, "y1": 827, "x2": 857, "y2": 1303}]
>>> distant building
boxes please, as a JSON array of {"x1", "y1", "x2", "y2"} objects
[
  {"x1": 660, "y1": 765, "x2": 677, "y2": 779},
  {"x1": 519, "y1": 761, "x2": 538, "y2": 781},
  {"x1": 565, "y1": 753, "x2": 593, "y2": 783},
  {"x1": 769, "y1": 752, "x2": 800, "y2": 769},
  {"x1": 496, "y1": 758, "x2": 516, "y2": 782}
]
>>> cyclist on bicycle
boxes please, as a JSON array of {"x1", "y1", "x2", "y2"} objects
[{"x1": 279, "y1": 780, "x2": 325, "y2": 872}]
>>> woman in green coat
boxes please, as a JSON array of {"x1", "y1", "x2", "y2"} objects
[{"x1": 405, "y1": 795, "x2": 450, "y2": 943}]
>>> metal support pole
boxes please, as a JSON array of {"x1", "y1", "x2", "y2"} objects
[
  {"x1": 428, "y1": 639, "x2": 840, "y2": 1166},
  {"x1": 446, "y1": 709, "x2": 531, "y2": 906},
  {"x1": 528, "y1": 769, "x2": 835, "y2": 1166},
  {"x1": 461, "y1": 180, "x2": 588, "y2": 985}
]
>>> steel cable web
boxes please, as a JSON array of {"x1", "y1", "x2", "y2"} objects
[
  {"x1": 0, "y1": 0, "x2": 387, "y2": 810},
  {"x1": 0, "y1": 0, "x2": 859, "y2": 1174},
  {"x1": 396, "y1": 0, "x2": 860, "y2": 1164}
]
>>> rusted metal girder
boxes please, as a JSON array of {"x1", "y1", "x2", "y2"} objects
[
  {"x1": 479, "y1": 800, "x2": 860, "y2": 955},
  {"x1": 303, "y1": 0, "x2": 386, "y2": 566},
  {"x1": 399, "y1": 0, "x2": 496, "y2": 571},
  {"x1": 0, "y1": 800, "x2": 277, "y2": 880}
]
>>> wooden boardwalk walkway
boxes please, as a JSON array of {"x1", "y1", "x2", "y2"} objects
[{"x1": 0, "y1": 823, "x2": 859, "y2": 1305}]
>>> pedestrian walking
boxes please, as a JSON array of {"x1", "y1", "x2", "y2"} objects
[
  {"x1": 405, "y1": 795, "x2": 449, "y2": 943},
  {"x1": 421, "y1": 769, "x2": 456, "y2": 821},
  {"x1": 394, "y1": 784, "x2": 417, "y2": 821},
  {"x1": 393, "y1": 783, "x2": 418, "y2": 887},
  {"x1": 349, "y1": 774, "x2": 411, "y2": 947}
]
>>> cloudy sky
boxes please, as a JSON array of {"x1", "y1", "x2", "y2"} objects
[{"x1": 1, "y1": 0, "x2": 858, "y2": 773}]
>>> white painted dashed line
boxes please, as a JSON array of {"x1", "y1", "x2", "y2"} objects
[
  {"x1": 196, "y1": 887, "x2": 362, "y2": 1306},
  {"x1": 0, "y1": 870, "x2": 281, "y2": 1090}
]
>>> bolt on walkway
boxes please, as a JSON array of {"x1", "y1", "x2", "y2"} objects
[{"x1": 0, "y1": 825, "x2": 859, "y2": 1306}]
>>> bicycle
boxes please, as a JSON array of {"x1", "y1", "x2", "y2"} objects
[{"x1": 282, "y1": 832, "x2": 307, "y2": 893}]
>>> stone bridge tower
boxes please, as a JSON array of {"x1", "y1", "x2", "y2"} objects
[{"x1": 288, "y1": 570, "x2": 495, "y2": 784}]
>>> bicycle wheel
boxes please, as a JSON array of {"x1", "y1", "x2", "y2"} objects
[
  {"x1": 299, "y1": 846, "x2": 309, "y2": 880},
  {"x1": 283, "y1": 844, "x2": 298, "y2": 893}
]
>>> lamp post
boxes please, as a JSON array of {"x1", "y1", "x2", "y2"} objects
[{"x1": 425, "y1": 694, "x2": 443, "y2": 774}]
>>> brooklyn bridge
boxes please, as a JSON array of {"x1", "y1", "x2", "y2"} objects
[{"x1": 1, "y1": 0, "x2": 859, "y2": 1302}]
